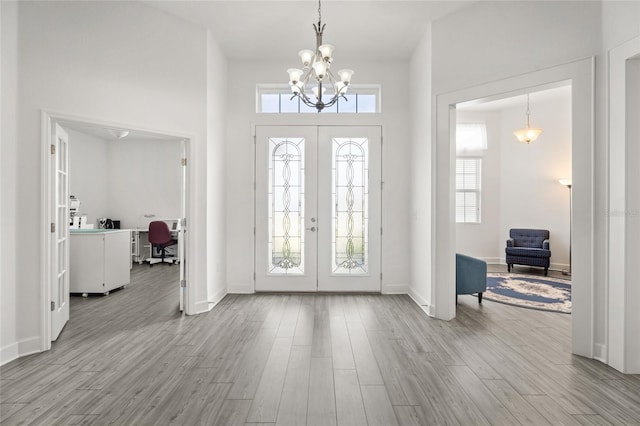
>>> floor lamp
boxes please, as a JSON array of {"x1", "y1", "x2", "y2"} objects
[{"x1": 559, "y1": 179, "x2": 572, "y2": 276}]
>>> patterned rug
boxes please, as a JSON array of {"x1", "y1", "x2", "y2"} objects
[{"x1": 484, "y1": 273, "x2": 571, "y2": 314}]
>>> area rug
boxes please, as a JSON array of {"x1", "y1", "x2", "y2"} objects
[{"x1": 484, "y1": 273, "x2": 571, "y2": 314}]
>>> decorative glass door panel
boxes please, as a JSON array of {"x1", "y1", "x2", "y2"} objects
[
  {"x1": 332, "y1": 138, "x2": 369, "y2": 275},
  {"x1": 255, "y1": 125, "x2": 381, "y2": 292},
  {"x1": 269, "y1": 137, "x2": 305, "y2": 274}
]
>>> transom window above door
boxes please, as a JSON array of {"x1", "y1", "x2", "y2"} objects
[{"x1": 257, "y1": 84, "x2": 381, "y2": 113}]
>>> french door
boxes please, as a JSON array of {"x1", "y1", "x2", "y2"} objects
[
  {"x1": 255, "y1": 125, "x2": 381, "y2": 292},
  {"x1": 51, "y1": 123, "x2": 70, "y2": 340}
]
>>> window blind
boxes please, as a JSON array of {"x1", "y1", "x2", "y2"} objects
[{"x1": 456, "y1": 158, "x2": 481, "y2": 223}]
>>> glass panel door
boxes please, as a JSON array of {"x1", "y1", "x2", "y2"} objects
[
  {"x1": 255, "y1": 126, "x2": 318, "y2": 292},
  {"x1": 255, "y1": 125, "x2": 381, "y2": 292},
  {"x1": 317, "y1": 126, "x2": 381, "y2": 292}
]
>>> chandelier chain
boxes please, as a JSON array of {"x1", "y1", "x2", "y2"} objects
[{"x1": 318, "y1": 0, "x2": 322, "y2": 26}]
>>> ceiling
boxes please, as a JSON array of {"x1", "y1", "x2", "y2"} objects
[{"x1": 148, "y1": 1, "x2": 473, "y2": 60}]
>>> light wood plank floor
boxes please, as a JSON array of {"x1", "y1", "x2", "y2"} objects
[{"x1": 2, "y1": 264, "x2": 640, "y2": 425}]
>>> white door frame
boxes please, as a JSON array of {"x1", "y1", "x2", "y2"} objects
[
  {"x1": 434, "y1": 58, "x2": 595, "y2": 358},
  {"x1": 40, "y1": 110, "x2": 195, "y2": 351},
  {"x1": 608, "y1": 36, "x2": 640, "y2": 373}
]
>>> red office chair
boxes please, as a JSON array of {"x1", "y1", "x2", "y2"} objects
[{"x1": 147, "y1": 221, "x2": 177, "y2": 266}]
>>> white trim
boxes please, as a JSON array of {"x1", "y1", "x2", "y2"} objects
[
  {"x1": 434, "y1": 58, "x2": 595, "y2": 358},
  {"x1": 1, "y1": 336, "x2": 41, "y2": 366},
  {"x1": 607, "y1": 35, "x2": 640, "y2": 374},
  {"x1": 208, "y1": 286, "x2": 228, "y2": 305},
  {"x1": 194, "y1": 300, "x2": 213, "y2": 314},
  {"x1": 593, "y1": 343, "x2": 607, "y2": 364},
  {"x1": 228, "y1": 282, "x2": 256, "y2": 294},
  {"x1": 40, "y1": 110, "x2": 197, "y2": 354},
  {"x1": 408, "y1": 287, "x2": 433, "y2": 316},
  {"x1": 382, "y1": 283, "x2": 408, "y2": 294}
]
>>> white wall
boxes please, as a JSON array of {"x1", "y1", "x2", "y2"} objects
[
  {"x1": 498, "y1": 91, "x2": 572, "y2": 270},
  {"x1": 408, "y1": 27, "x2": 433, "y2": 311},
  {"x1": 225, "y1": 59, "x2": 411, "y2": 294},
  {"x1": 0, "y1": 1, "x2": 19, "y2": 364},
  {"x1": 599, "y1": 0, "x2": 640, "y2": 367},
  {"x1": 107, "y1": 139, "x2": 181, "y2": 229},
  {"x1": 206, "y1": 32, "x2": 228, "y2": 304},
  {"x1": 68, "y1": 128, "x2": 109, "y2": 227},
  {"x1": 1, "y1": 0, "x2": 213, "y2": 364}
]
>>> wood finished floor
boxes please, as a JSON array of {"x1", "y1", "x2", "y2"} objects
[{"x1": 2, "y1": 265, "x2": 640, "y2": 425}]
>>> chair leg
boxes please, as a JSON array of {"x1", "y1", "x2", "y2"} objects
[
  {"x1": 478, "y1": 292, "x2": 483, "y2": 304},
  {"x1": 544, "y1": 267, "x2": 548, "y2": 276}
]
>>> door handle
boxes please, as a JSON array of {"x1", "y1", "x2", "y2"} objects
[{"x1": 306, "y1": 226, "x2": 316, "y2": 232}]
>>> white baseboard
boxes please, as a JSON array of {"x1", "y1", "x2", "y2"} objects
[
  {"x1": 382, "y1": 283, "x2": 408, "y2": 294},
  {"x1": 408, "y1": 287, "x2": 434, "y2": 317},
  {"x1": 1, "y1": 336, "x2": 41, "y2": 366},
  {"x1": 481, "y1": 257, "x2": 502, "y2": 265},
  {"x1": 593, "y1": 343, "x2": 607, "y2": 364},
  {"x1": 193, "y1": 299, "x2": 212, "y2": 314},
  {"x1": 208, "y1": 287, "x2": 227, "y2": 305},
  {"x1": 228, "y1": 282, "x2": 255, "y2": 294}
]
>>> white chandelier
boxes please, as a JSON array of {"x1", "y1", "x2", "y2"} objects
[{"x1": 287, "y1": 0, "x2": 353, "y2": 112}]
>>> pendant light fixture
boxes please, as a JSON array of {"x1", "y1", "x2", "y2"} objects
[
  {"x1": 287, "y1": 0, "x2": 353, "y2": 112},
  {"x1": 513, "y1": 94, "x2": 543, "y2": 143}
]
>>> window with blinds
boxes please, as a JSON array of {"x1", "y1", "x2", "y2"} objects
[{"x1": 456, "y1": 158, "x2": 481, "y2": 223}]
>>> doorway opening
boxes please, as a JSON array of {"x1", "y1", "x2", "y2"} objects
[
  {"x1": 454, "y1": 84, "x2": 572, "y2": 311},
  {"x1": 41, "y1": 111, "x2": 192, "y2": 350}
]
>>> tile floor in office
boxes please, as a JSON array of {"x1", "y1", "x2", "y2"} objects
[{"x1": 1, "y1": 263, "x2": 639, "y2": 425}]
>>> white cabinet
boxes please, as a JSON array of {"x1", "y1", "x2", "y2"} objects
[{"x1": 70, "y1": 230, "x2": 131, "y2": 295}]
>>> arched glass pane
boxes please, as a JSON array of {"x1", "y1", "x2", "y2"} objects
[
  {"x1": 332, "y1": 138, "x2": 368, "y2": 274},
  {"x1": 268, "y1": 138, "x2": 305, "y2": 274}
]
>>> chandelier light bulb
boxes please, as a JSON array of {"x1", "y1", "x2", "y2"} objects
[
  {"x1": 337, "y1": 69, "x2": 354, "y2": 84},
  {"x1": 312, "y1": 61, "x2": 327, "y2": 79},
  {"x1": 318, "y1": 44, "x2": 335, "y2": 62},
  {"x1": 287, "y1": 68, "x2": 303, "y2": 84},
  {"x1": 298, "y1": 50, "x2": 314, "y2": 68}
]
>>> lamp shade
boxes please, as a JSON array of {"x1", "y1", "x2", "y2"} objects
[
  {"x1": 287, "y1": 68, "x2": 304, "y2": 84},
  {"x1": 318, "y1": 44, "x2": 334, "y2": 61},
  {"x1": 298, "y1": 50, "x2": 314, "y2": 68},
  {"x1": 312, "y1": 61, "x2": 327, "y2": 79},
  {"x1": 337, "y1": 69, "x2": 354, "y2": 84},
  {"x1": 558, "y1": 178, "x2": 572, "y2": 187},
  {"x1": 513, "y1": 127, "x2": 543, "y2": 143}
]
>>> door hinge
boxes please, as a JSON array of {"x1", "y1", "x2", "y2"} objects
[
  {"x1": 254, "y1": 227, "x2": 256, "y2": 236},
  {"x1": 181, "y1": 279, "x2": 187, "y2": 288},
  {"x1": 51, "y1": 222, "x2": 56, "y2": 233},
  {"x1": 380, "y1": 272, "x2": 383, "y2": 280},
  {"x1": 253, "y1": 272, "x2": 256, "y2": 281},
  {"x1": 50, "y1": 301, "x2": 55, "y2": 311},
  {"x1": 50, "y1": 144, "x2": 56, "y2": 155},
  {"x1": 381, "y1": 181, "x2": 384, "y2": 190},
  {"x1": 181, "y1": 218, "x2": 187, "y2": 228},
  {"x1": 380, "y1": 227, "x2": 383, "y2": 235},
  {"x1": 181, "y1": 158, "x2": 187, "y2": 166}
]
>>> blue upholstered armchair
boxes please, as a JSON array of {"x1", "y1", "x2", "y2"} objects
[
  {"x1": 456, "y1": 253, "x2": 487, "y2": 303},
  {"x1": 505, "y1": 228, "x2": 551, "y2": 276}
]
